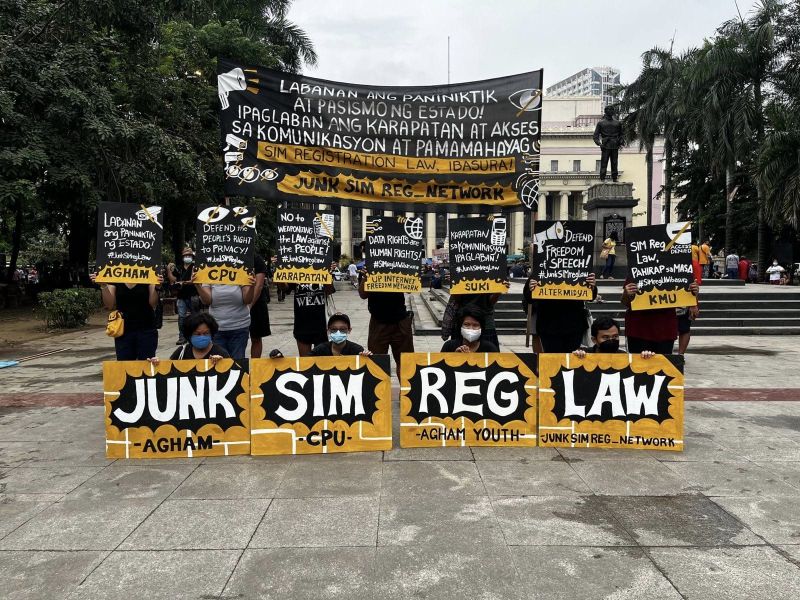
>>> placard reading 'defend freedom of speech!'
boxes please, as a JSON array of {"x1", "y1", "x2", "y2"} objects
[
  {"x1": 249, "y1": 355, "x2": 393, "y2": 455},
  {"x1": 448, "y1": 216, "x2": 509, "y2": 294},
  {"x1": 273, "y1": 208, "x2": 334, "y2": 284},
  {"x1": 103, "y1": 359, "x2": 251, "y2": 459},
  {"x1": 95, "y1": 202, "x2": 163, "y2": 284},
  {"x1": 365, "y1": 215, "x2": 424, "y2": 293},
  {"x1": 626, "y1": 222, "x2": 697, "y2": 310},
  {"x1": 400, "y1": 352, "x2": 538, "y2": 448},
  {"x1": 532, "y1": 220, "x2": 595, "y2": 300},
  {"x1": 217, "y1": 58, "x2": 543, "y2": 213},
  {"x1": 538, "y1": 353, "x2": 684, "y2": 451},
  {"x1": 194, "y1": 205, "x2": 256, "y2": 285}
]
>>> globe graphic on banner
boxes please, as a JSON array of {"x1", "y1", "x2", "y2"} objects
[
  {"x1": 518, "y1": 178, "x2": 539, "y2": 210},
  {"x1": 404, "y1": 217, "x2": 423, "y2": 240}
]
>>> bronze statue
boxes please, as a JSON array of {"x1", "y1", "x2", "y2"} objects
[{"x1": 593, "y1": 106, "x2": 624, "y2": 182}]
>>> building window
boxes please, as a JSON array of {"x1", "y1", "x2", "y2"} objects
[
  {"x1": 595, "y1": 160, "x2": 601, "y2": 171},
  {"x1": 573, "y1": 160, "x2": 581, "y2": 172},
  {"x1": 550, "y1": 160, "x2": 558, "y2": 172},
  {"x1": 435, "y1": 213, "x2": 446, "y2": 243}
]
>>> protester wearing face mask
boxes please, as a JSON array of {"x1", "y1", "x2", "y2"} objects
[
  {"x1": 310, "y1": 313, "x2": 373, "y2": 356},
  {"x1": 148, "y1": 312, "x2": 229, "y2": 366},
  {"x1": 572, "y1": 317, "x2": 654, "y2": 359},
  {"x1": 166, "y1": 247, "x2": 200, "y2": 345},
  {"x1": 440, "y1": 306, "x2": 499, "y2": 353}
]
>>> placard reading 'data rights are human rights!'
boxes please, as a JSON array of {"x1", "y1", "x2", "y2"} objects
[
  {"x1": 193, "y1": 205, "x2": 256, "y2": 285},
  {"x1": 249, "y1": 355, "x2": 392, "y2": 455},
  {"x1": 448, "y1": 216, "x2": 509, "y2": 294},
  {"x1": 365, "y1": 215, "x2": 424, "y2": 292},
  {"x1": 103, "y1": 359, "x2": 251, "y2": 459},
  {"x1": 273, "y1": 208, "x2": 334, "y2": 284},
  {"x1": 95, "y1": 202, "x2": 163, "y2": 284},
  {"x1": 400, "y1": 352, "x2": 538, "y2": 447},
  {"x1": 532, "y1": 220, "x2": 595, "y2": 300},
  {"x1": 538, "y1": 353, "x2": 684, "y2": 451},
  {"x1": 626, "y1": 222, "x2": 697, "y2": 311}
]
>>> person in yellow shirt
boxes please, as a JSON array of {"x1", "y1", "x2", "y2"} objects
[
  {"x1": 700, "y1": 240, "x2": 712, "y2": 277},
  {"x1": 600, "y1": 231, "x2": 618, "y2": 278}
]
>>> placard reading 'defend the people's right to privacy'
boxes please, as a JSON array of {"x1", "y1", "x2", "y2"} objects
[
  {"x1": 448, "y1": 216, "x2": 509, "y2": 294},
  {"x1": 626, "y1": 222, "x2": 697, "y2": 310},
  {"x1": 194, "y1": 205, "x2": 256, "y2": 285},
  {"x1": 531, "y1": 220, "x2": 595, "y2": 300},
  {"x1": 273, "y1": 208, "x2": 335, "y2": 284},
  {"x1": 365, "y1": 215, "x2": 424, "y2": 293},
  {"x1": 95, "y1": 202, "x2": 163, "y2": 284}
]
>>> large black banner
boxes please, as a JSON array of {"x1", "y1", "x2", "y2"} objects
[
  {"x1": 449, "y1": 216, "x2": 509, "y2": 294},
  {"x1": 217, "y1": 58, "x2": 542, "y2": 213},
  {"x1": 274, "y1": 208, "x2": 334, "y2": 284},
  {"x1": 194, "y1": 205, "x2": 256, "y2": 285},
  {"x1": 532, "y1": 220, "x2": 595, "y2": 300},
  {"x1": 365, "y1": 215, "x2": 424, "y2": 293},
  {"x1": 96, "y1": 202, "x2": 163, "y2": 284}
]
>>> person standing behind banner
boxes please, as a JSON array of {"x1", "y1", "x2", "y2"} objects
[
  {"x1": 440, "y1": 305, "x2": 499, "y2": 353},
  {"x1": 289, "y1": 283, "x2": 335, "y2": 356},
  {"x1": 622, "y1": 279, "x2": 699, "y2": 354},
  {"x1": 195, "y1": 274, "x2": 255, "y2": 359},
  {"x1": 358, "y1": 272, "x2": 414, "y2": 370},
  {"x1": 249, "y1": 254, "x2": 272, "y2": 358},
  {"x1": 450, "y1": 293, "x2": 502, "y2": 349},
  {"x1": 600, "y1": 231, "x2": 618, "y2": 279},
  {"x1": 166, "y1": 247, "x2": 199, "y2": 345},
  {"x1": 523, "y1": 274, "x2": 597, "y2": 353},
  {"x1": 311, "y1": 313, "x2": 373, "y2": 356},
  {"x1": 90, "y1": 273, "x2": 162, "y2": 361}
]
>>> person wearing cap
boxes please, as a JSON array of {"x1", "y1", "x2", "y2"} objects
[
  {"x1": 311, "y1": 313, "x2": 373, "y2": 356},
  {"x1": 166, "y1": 247, "x2": 199, "y2": 345}
]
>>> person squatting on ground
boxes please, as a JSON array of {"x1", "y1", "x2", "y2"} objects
[
  {"x1": 148, "y1": 312, "x2": 229, "y2": 366},
  {"x1": 622, "y1": 278, "x2": 699, "y2": 354},
  {"x1": 358, "y1": 270, "x2": 414, "y2": 371},
  {"x1": 166, "y1": 247, "x2": 199, "y2": 345},
  {"x1": 249, "y1": 254, "x2": 272, "y2": 358},
  {"x1": 311, "y1": 313, "x2": 373, "y2": 356},
  {"x1": 195, "y1": 272, "x2": 255, "y2": 359},
  {"x1": 572, "y1": 316, "x2": 655, "y2": 358},
  {"x1": 92, "y1": 272, "x2": 162, "y2": 361},
  {"x1": 440, "y1": 305, "x2": 499, "y2": 353},
  {"x1": 288, "y1": 282, "x2": 335, "y2": 356}
]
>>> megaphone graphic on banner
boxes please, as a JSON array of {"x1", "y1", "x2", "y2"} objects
[
  {"x1": 533, "y1": 221, "x2": 564, "y2": 253},
  {"x1": 217, "y1": 68, "x2": 247, "y2": 110}
]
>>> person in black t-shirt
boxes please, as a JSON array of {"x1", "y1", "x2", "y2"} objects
[
  {"x1": 311, "y1": 313, "x2": 373, "y2": 356},
  {"x1": 166, "y1": 247, "x2": 199, "y2": 344},
  {"x1": 290, "y1": 283, "x2": 335, "y2": 356},
  {"x1": 249, "y1": 254, "x2": 272, "y2": 358},
  {"x1": 571, "y1": 316, "x2": 655, "y2": 359},
  {"x1": 440, "y1": 305, "x2": 499, "y2": 353},
  {"x1": 358, "y1": 272, "x2": 414, "y2": 371},
  {"x1": 148, "y1": 312, "x2": 230, "y2": 366}
]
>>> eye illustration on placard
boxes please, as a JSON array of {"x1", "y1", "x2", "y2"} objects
[
  {"x1": 241, "y1": 216, "x2": 257, "y2": 229},
  {"x1": 508, "y1": 88, "x2": 542, "y2": 113},
  {"x1": 197, "y1": 206, "x2": 230, "y2": 223}
]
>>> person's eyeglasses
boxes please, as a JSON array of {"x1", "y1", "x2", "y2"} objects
[{"x1": 328, "y1": 327, "x2": 349, "y2": 333}]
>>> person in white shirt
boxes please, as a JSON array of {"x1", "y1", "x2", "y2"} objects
[{"x1": 766, "y1": 260, "x2": 785, "y2": 285}]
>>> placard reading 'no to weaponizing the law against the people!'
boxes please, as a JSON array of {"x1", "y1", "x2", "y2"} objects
[
  {"x1": 193, "y1": 205, "x2": 256, "y2": 285},
  {"x1": 95, "y1": 202, "x2": 163, "y2": 284},
  {"x1": 531, "y1": 220, "x2": 595, "y2": 300},
  {"x1": 365, "y1": 215, "x2": 424, "y2": 293},
  {"x1": 273, "y1": 208, "x2": 335, "y2": 284}
]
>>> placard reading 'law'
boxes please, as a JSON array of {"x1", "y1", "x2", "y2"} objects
[
  {"x1": 532, "y1": 220, "x2": 595, "y2": 300},
  {"x1": 104, "y1": 359, "x2": 251, "y2": 459},
  {"x1": 95, "y1": 202, "x2": 163, "y2": 284},
  {"x1": 400, "y1": 352, "x2": 538, "y2": 447},
  {"x1": 449, "y1": 216, "x2": 509, "y2": 294},
  {"x1": 194, "y1": 205, "x2": 256, "y2": 285},
  {"x1": 217, "y1": 58, "x2": 543, "y2": 212},
  {"x1": 538, "y1": 353, "x2": 684, "y2": 451},
  {"x1": 274, "y1": 208, "x2": 334, "y2": 284},
  {"x1": 250, "y1": 355, "x2": 392, "y2": 455},
  {"x1": 626, "y1": 222, "x2": 697, "y2": 310},
  {"x1": 365, "y1": 215, "x2": 424, "y2": 292}
]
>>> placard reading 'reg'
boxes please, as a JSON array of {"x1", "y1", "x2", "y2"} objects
[
  {"x1": 250, "y1": 355, "x2": 392, "y2": 455},
  {"x1": 103, "y1": 359, "x2": 251, "y2": 458},
  {"x1": 95, "y1": 202, "x2": 163, "y2": 284},
  {"x1": 449, "y1": 216, "x2": 509, "y2": 294},
  {"x1": 538, "y1": 353, "x2": 684, "y2": 451},
  {"x1": 274, "y1": 208, "x2": 334, "y2": 284},
  {"x1": 365, "y1": 215, "x2": 424, "y2": 292},
  {"x1": 532, "y1": 220, "x2": 595, "y2": 300},
  {"x1": 194, "y1": 205, "x2": 256, "y2": 285},
  {"x1": 400, "y1": 352, "x2": 538, "y2": 447}
]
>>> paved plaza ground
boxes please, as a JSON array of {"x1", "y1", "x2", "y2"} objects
[{"x1": 1, "y1": 285, "x2": 800, "y2": 599}]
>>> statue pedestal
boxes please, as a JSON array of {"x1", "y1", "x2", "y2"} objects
[{"x1": 584, "y1": 183, "x2": 639, "y2": 278}]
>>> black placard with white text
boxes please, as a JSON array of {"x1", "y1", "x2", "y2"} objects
[
  {"x1": 194, "y1": 205, "x2": 256, "y2": 285},
  {"x1": 365, "y1": 215, "x2": 424, "y2": 292},
  {"x1": 274, "y1": 208, "x2": 334, "y2": 284},
  {"x1": 448, "y1": 216, "x2": 509, "y2": 294},
  {"x1": 532, "y1": 220, "x2": 595, "y2": 300},
  {"x1": 95, "y1": 202, "x2": 163, "y2": 284}
]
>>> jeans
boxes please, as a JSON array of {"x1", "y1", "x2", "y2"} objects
[
  {"x1": 176, "y1": 298, "x2": 194, "y2": 342},
  {"x1": 601, "y1": 254, "x2": 616, "y2": 278},
  {"x1": 727, "y1": 268, "x2": 738, "y2": 279},
  {"x1": 115, "y1": 328, "x2": 158, "y2": 361},
  {"x1": 214, "y1": 327, "x2": 250, "y2": 359}
]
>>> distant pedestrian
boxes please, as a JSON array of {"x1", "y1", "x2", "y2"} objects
[
  {"x1": 725, "y1": 250, "x2": 740, "y2": 279},
  {"x1": 700, "y1": 240, "x2": 712, "y2": 278},
  {"x1": 738, "y1": 255, "x2": 751, "y2": 282},
  {"x1": 766, "y1": 260, "x2": 785, "y2": 285},
  {"x1": 600, "y1": 231, "x2": 618, "y2": 279}
]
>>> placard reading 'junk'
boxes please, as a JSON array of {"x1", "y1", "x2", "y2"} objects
[
  {"x1": 217, "y1": 58, "x2": 543, "y2": 212},
  {"x1": 194, "y1": 205, "x2": 256, "y2": 285},
  {"x1": 400, "y1": 352, "x2": 538, "y2": 447},
  {"x1": 274, "y1": 209, "x2": 334, "y2": 284},
  {"x1": 538, "y1": 353, "x2": 684, "y2": 452},
  {"x1": 104, "y1": 359, "x2": 251, "y2": 459},
  {"x1": 250, "y1": 355, "x2": 393, "y2": 455},
  {"x1": 449, "y1": 216, "x2": 509, "y2": 294},
  {"x1": 95, "y1": 202, "x2": 163, "y2": 284},
  {"x1": 365, "y1": 215, "x2": 424, "y2": 292},
  {"x1": 532, "y1": 220, "x2": 595, "y2": 300},
  {"x1": 626, "y1": 222, "x2": 697, "y2": 310}
]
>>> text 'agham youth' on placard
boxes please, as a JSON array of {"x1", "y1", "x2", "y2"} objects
[
  {"x1": 193, "y1": 205, "x2": 256, "y2": 285},
  {"x1": 274, "y1": 208, "x2": 334, "y2": 284},
  {"x1": 448, "y1": 216, "x2": 509, "y2": 294},
  {"x1": 626, "y1": 222, "x2": 697, "y2": 310},
  {"x1": 532, "y1": 220, "x2": 595, "y2": 300},
  {"x1": 217, "y1": 59, "x2": 543, "y2": 212},
  {"x1": 95, "y1": 202, "x2": 163, "y2": 284},
  {"x1": 365, "y1": 215, "x2": 424, "y2": 293}
]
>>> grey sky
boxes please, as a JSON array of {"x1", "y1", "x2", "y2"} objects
[{"x1": 288, "y1": 0, "x2": 743, "y2": 87}]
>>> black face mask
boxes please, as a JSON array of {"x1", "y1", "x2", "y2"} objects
[{"x1": 597, "y1": 339, "x2": 620, "y2": 353}]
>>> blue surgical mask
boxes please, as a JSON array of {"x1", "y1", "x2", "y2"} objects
[
  {"x1": 190, "y1": 334, "x2": 212, "y2": 349},
  {"x1": 329, "y1": 331, "x2": 348, "y2": 344}
]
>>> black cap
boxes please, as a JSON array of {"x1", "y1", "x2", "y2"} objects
[{"x1": 327, "y1": 312, "x2": 351, "y2": 328}]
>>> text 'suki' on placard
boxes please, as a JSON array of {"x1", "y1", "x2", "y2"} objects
[
  {"x1": 365, "y1": 215, "x2": 424, "y2": 293},
  {"x1": 249, "y1": 355, "x2": 393, "y2": 455},
  {"x1": 95, "y1": 202, "x2": 163, "y2": 284},
  {"x1": 194, "y1": 205, "x2": 256, "y2": 285},
  {"x1": 399, "y1": 352, "x2": 538, "y2": 447},
  {"x1": 448, "y1": 216, "x2": 510, "y2": 294},
  {"x1": 532, "y1": 220, "x2": 595, "y2": 300},
  {"x1": 273, "y1": 208, "x2": 334, "y2": 284},
  {"x1": 103, "y1": 359, "x2": 251, "y2": 459},
  {"x1": 538, "y1": 353, "x2": 684, "y2": 451}
]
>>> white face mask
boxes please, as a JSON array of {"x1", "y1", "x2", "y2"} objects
[{"x1": 461, "y1": 327, "x2": 481, "y2": 342}]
